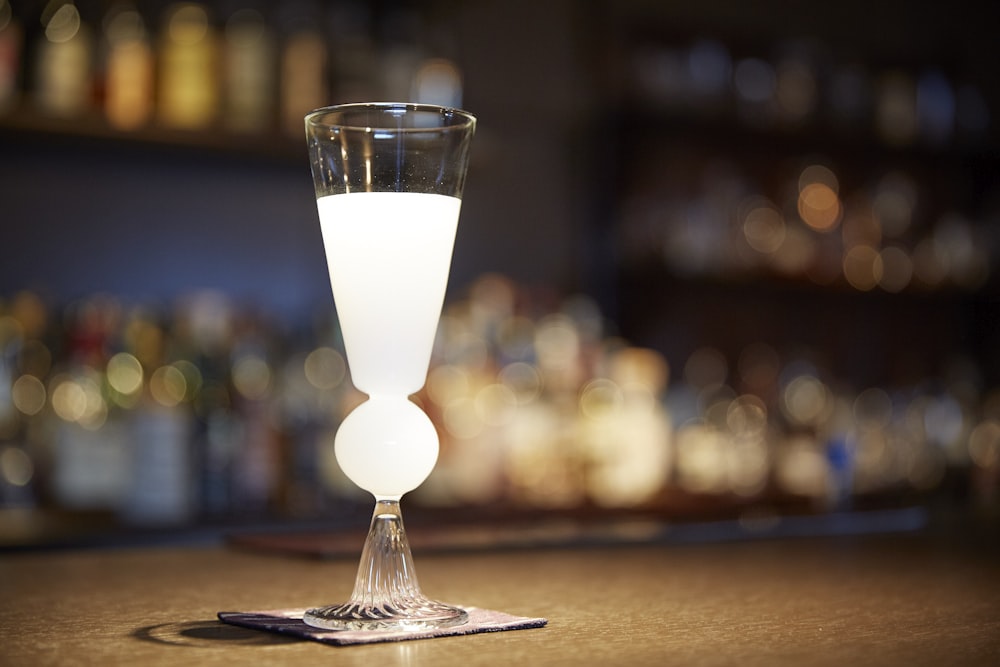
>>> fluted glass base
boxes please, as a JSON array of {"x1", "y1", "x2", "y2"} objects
[{"x1": 302, "y1": 499, "x2": 468, "y2": 631}]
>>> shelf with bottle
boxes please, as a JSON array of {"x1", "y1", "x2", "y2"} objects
[
  {"x1": 2, "y1": 276, "x2": 998, "y2": 540},
  {"x1": 577, "y1": 11, "x2": 1000, "y2": 476},
  {"x1": 603, "y1": 138, "x2": 997, "y2": 299},
  {"x1": 586, "y1": 18, "x2": 999, "y2": 304},
  {"x1": 600, "y1": 149, "x2": 1000, "y2": 405},
  {"x1": 0, "y1": 0, "x2": 466, "y2": 161},
  {"x1": 0, "y1": 1, "x2": 294, "y2": 154},
  {"x1": 592, "y1": 0, "x2": 999, "y2": 157}
]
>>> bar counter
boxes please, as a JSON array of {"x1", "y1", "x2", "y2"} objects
[{"x1": 2, "y1": 525, "x2": 999, "y2": 666}]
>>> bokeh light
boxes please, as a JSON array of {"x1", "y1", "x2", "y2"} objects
[
  {"x1": 798, "y1": 182, "x2": 841, "y2": 232},
  {"x1": 106, "y1": 352, "x2": 144, "y2": 397},
  {"x1": 304, "y1": 346, "x2": 346, "y2": 390},
  {"x1": 474, "y1": 383, "x2": 518, "y2": 427},
  {"x1": 172, "y1": 360, "x2": 203, "y2": 401},
  {"x1": 442, "y1": 396, "x2": 483, "y2": 440},
  {"x1": 11, "y1": 375, "x2": 46, "y2": 416},
  {"x1": 50, "y1": 372, "x2": 106, "y2": 430},
  {"x1": 498, "y1": 362, "x2": 542, "y2": 405},
  {"x1": 579, "y1": 378, "x2": 624, "y2": 420},
  {"x1": 776, "y1": 435, "x2": 828, "y2": 497},
  {"x1": 771, "y1": 225, "x2": 816, "y2": 275},
  {"x1": 232, "y1": 355, "x2": 271, "y2": 400},
  {"x1": 43, "y1": 1, "x2": 81, "y2": 43},
  {"x1": 426, "y1": 363, "x2": 470, "y2": 407},
  {"x1": 877, "y1": 246, "x2": 913, "y2": 292},
  {"x1": 853, "y1": 387, "x2": 893, "y2": 431},
  {"x1": 742, "y1": 199, "x2": 786, "y2": 254},
  {"x1": 675, "y1": 420, "x2": 729, "y2": 494},
  {"x1": 727, "y1": 394, "x2": 768, "y2": 437},
  {"x1": 843, "y1": 244, "x2": 882, "y2": 291},
  {"x1": 0, "y1": 447, "x2": 33, "y2": 487},
  {"x1": 150, "y1": 365, "x2": 187, "y2": 407},
  {"x1": 166, "y1": 2, "x2": 208, "y2": 44},
  {"x1": 50, "y1": 375, "x2": 87, "y2": 423},
  {"x1": 798, "y1": 164, "x2": 839, "y2": 193},
  {"x1": 782, "y1": 374, "x2": 832, "y2": 427}
]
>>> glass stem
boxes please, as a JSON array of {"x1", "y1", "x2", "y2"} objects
[
  {"x1": 350, "y1": 498, "x2": 423, "y2": 606},
  {"x1": 302, "y1": 498, "x2": 467, "y2": 630}
]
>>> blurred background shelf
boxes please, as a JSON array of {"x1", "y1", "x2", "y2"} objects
[
  {"x1": 0, "y1": 107, "x2": 306, "y2": 162},
  {"x1": 1, "y1": 0, "x2": 998, "y2": 548}
]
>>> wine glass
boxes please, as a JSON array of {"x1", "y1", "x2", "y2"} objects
[{"x1": 302, "y1": 103, "x2": 476, "y2": 631}]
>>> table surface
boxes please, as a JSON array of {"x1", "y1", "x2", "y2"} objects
[{"x1": 2, "y1": 527, "x2": 999, "y2": 667}]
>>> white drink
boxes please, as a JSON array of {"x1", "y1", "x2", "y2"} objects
[{"x1": 317, "y1": 191, "x2": 461, "y2": 397}]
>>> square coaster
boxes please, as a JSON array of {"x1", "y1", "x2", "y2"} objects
[{"x1": 218, "y1": 608, "x2": 547, "y2": 646}]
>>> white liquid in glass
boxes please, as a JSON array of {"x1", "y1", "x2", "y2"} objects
[
  {"x1": 317, "y1": 191, "x2": 460, "y2": 497},
  {"x1": 317, "y1": 191, "x2": 461, "y2": 397}
]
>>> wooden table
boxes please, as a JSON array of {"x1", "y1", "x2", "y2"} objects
[{"x1": 2, "y1": 530, "x2": 998, "y2": 666}]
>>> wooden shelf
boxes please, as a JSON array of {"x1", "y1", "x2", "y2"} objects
[{"x1": 0, "y1": 106, "x2": 306, "y2": 164}]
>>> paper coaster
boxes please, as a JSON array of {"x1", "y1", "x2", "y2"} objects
[{"x1": 218, "y1": 607, "x2": 547, "y2": 646}]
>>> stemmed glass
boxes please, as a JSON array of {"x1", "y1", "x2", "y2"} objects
[{"x1": 302, "y1": 103, "x2": 476, "y2": 631}]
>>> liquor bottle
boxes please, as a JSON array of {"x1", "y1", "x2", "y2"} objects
[
  {"x1": 157, "y1": 2, "x2": 218, "y2": 129},
  {"x1": 223, "y1": 6, "x2": 276, "y2": 133},
  {"x1": 34, "y1": 0, "x2": 94, "y2": 117},
  {"x1": 0, "y1": 0, "x2": 22, "y2": 113},
  {"x1": 102, "y1": 3, "x2": 153, "y2": 130},
  {"x1": 278, "y1": 1, "x2": 327, "y2": 136}
]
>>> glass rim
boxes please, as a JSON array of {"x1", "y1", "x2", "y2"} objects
[{"x1": 305, "y1": 102, "x2": 476, "y2": 132}]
